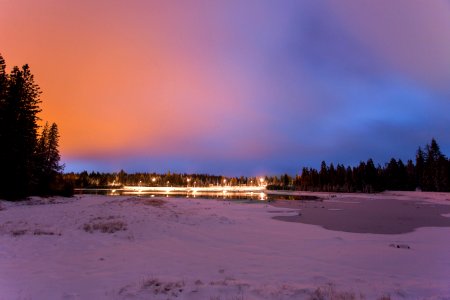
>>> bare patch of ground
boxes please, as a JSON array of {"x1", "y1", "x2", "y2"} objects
[{"x1": 82, "y1": 216, "x2": 127, "y2": 233}]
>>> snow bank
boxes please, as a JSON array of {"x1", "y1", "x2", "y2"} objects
[{"x1": 1, "y1": 194, "x2": 449, "y2": 299}]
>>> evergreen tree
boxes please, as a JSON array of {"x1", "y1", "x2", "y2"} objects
[
  {"x1": 329, "y1": 163, "x2": 336, "y2": 189},
  {"x1": 345, "y1": 166, "x2": 353, "y2": 192},
  {"x1": 319, "y1": 161, "x2": 328, "y2": 189},
  {"x1": 364, "y1": 159, "x2": 378, "y2": 192},
  {"x1": 384, "y1": 158, "x2": 400, "y2": 190},
  {"x1": 335, "y1": 164, "x2": 346, "y2": 189},
  {"x1": 0, "y1": 61, "x2": 41, "y2": 199},
  {"x1": 48, "y1": 123, "x2": 63, "y2": 174},
  {"x1": 415, "y1": 147, "x2": 425, "y2": 190},
  {"x1": 423, "y1": 138, "x2": 447, "y2": 191},
  {"x1": 406, "y1": 159, "x2": 416, "y2": 190},
  {"x1": 397, "y1": 159, "x2": 408, "y2": 190},
  {"x1": 300, "y1": 167, "x2": 310, "y2": 190},
  {"x1": 0, "y1": 55, "x2": 69, "y2": 199},
  {"x1": 35, "y1": 122, "x2": 50, "y2": 192},
  {"x1": 0, "y1": 55, "x2": 8, "y2": 193},
  {"x1": 35, "y1": 122, "x2": 64, "y2": 194}
]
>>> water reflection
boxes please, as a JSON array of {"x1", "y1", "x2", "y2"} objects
[{"x1": 75, "y1": 189, "x2": 320, "y2": 201}]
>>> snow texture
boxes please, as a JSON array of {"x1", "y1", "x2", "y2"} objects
[{"x1": 1, "y1": 192, "x2": 450, "y2": 299}]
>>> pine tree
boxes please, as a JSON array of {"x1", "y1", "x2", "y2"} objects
[
  {"x1": 335, "y1": 164, "x2": 346, "y2": 189},
  {"x1": 319, "y1": 161, "x2": 328, "y2": 190},
  {"x1": 415, "y1": 147, "x2": 425, "y2": 190},
  {"x1": 48, "y1": 123, "x2": 63, "y2": 174},
  {"x1": 364, "y1": 159, "x2": 378, "y2": 192},
  {"x1": 35, "y1": 122, "x2": 64, "y2": 194},
  {"x1": 0, "y1": 55, "x2": 8, "y2": 193},
  {"x1": 35, "y1": 122, "x2": 50, "y2": 192},
  {"x1": 0, "y1": 62, "x2": 41, "y2": 199},
  {"x1": 423, "y1": 138, "x2": 447, "y2": 191},
  {"x1": 0, "y1": 55, "x2": 69, "y2": 199},
  {"x1": 406, "y1": 159, "x2": 416, "y2": 190},
  {"x1": 397, "y1": 159, "x2": 408, "y2": 190}
]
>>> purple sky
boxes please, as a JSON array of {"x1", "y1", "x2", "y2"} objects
[{"x1": 1, "y1": 0, "x2": 450, "y2": 175}]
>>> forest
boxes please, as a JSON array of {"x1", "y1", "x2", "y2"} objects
[
  {"x1": 63, "y1": 171, "x2": 267, "y2": 189},
  {"x1": 65, "y1": 139, "x2": 449, "y2": 193},
  {"x1": 0, "y1": 54, "x2": 69, "y2": 200},
  {"x1": 293, "y1": 138, "x2": 449, "y2": 193}
]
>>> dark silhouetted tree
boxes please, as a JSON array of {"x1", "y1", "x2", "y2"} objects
[
  {"x1": 415, "y1": 147, "x2": 425, "y2": 189},
  {"x1": 0, "y1": 55, "x2": 8, "y2": 190},
  {"x1": 406, "y1": 159, "x2": 416, "y2": 190},
  {"x1": 0, "y1": 55, "x2": 69, "y2": 199},
  {"x1": 35, "y1": 122, "x2": 64, "y2": 194},
  {"x1": 0, "y1": 58, "x2": 41, "y2": 199},
  {"x1": 422, "y1": 138, "x2": 448, "y2": 191}
]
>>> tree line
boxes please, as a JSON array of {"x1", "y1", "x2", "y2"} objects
[
  {"x1": 63, "y1": 170, "x2": 268, "y2": 188},
  {"x1": 293, "y1": 139, "x2": 449, "y2": 193},
  {"x1": 65, "y1": 139, "x2": 449, "y2": 193},
  {"x1": 0, "y1": 54, "x2": 69, "y2": 200}
]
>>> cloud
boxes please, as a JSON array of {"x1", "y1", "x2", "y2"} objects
[{"x1": 2, "y1": 0, "x2": 449, "y2": 174}]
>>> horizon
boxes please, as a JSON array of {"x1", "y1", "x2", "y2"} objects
[
  {"x1": 1, "y1": 1, "x2": 450, "y2": 176},
  {"x1": 62, "y1": 143, "x2": 442, "y2": 178}
]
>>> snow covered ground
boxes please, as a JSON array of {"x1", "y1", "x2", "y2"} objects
[{"x1": 1, "y1": 192, "x2": 450, "y2": 299}]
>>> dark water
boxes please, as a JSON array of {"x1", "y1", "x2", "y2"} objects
[{"x1": 74, "y1": 189, "x2": 321, "y2": 202}]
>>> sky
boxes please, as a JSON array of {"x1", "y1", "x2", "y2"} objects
[{"x1": 1, "y1": 0, "x2": 450, "y2": 176}]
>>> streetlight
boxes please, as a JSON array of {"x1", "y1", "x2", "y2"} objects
[{"x1": 187, "y1": 178, "x2": 191, "y2": 187}]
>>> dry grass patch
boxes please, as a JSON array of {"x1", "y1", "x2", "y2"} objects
[
  {"x1": 33, "y1": 229, "x2": 59, "y2": 236},
  {"x1": 139, "y1": 198, "x2": 166, "y2": 207},
  {"x1": 309, "y1": 283, "x2": 363, "y2": 300},
  {"x1": 9, "y1": 228, "x2": 58, "y2": 236},
  {"x1": 122, "y1": 197, "x2": 166, "y2": 207},
  {"x1": 11, "y1": 229, "x2": 27, "y2": 236},
  {"x1": 83, "y1": 216, "x2": 127, "y2": 233},
  {"x1": 140, "y1": 278, "x2": 185, "y2": 297}
]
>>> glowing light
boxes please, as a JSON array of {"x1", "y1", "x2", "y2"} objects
[{"x1": 163, "y1": 187, "x2": 173, "y2": 192}]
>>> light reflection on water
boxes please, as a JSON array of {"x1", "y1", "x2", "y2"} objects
[
  {"x1": 75, "y1": 189, "x2": 321, "y2": 201},
  {"x1": 75, "y1": 189, "x2": 269, "y2": 201}
]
